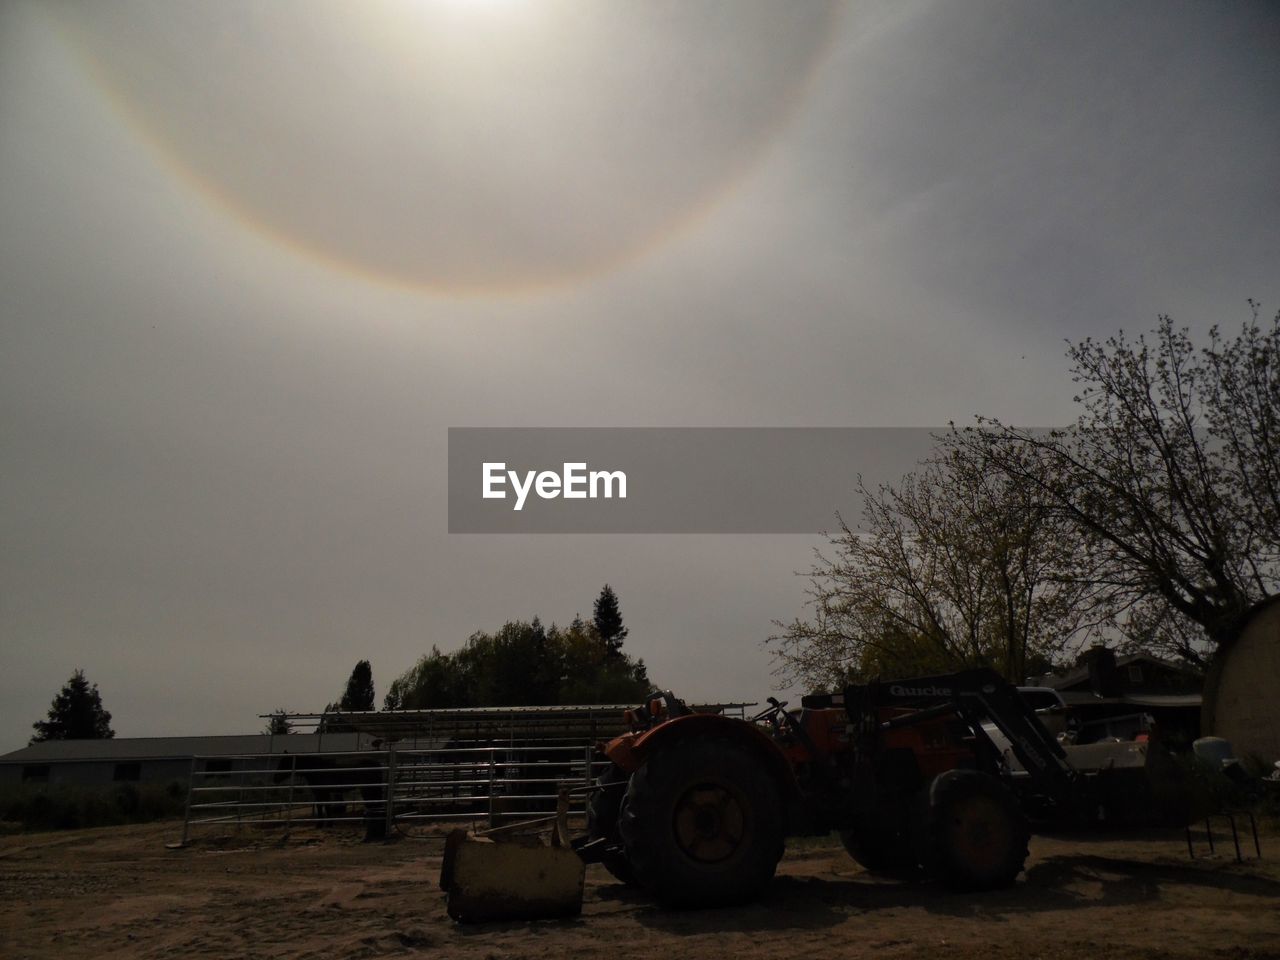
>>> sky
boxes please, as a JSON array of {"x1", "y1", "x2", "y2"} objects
[{"x1": 1, "y1": 0, "x2": 1278, "y2": 749}]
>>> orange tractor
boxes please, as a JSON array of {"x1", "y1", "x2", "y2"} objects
[{"x1": 578, "y1": 669, "x2": 1181, "y2": 908}]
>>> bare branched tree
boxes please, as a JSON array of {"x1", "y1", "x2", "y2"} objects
[
  {"x1": 769, "y1": 439, "x2": 1103, "y2": 691},
  {"x1": 953, "y1": 304, "x2": 1280, "y2": 666},
  {"x1": 1116, "y1": 597, "x2": 1213, "y2": 668}
]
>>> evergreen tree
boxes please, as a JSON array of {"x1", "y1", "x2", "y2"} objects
[
  {"x1": 30, "y1": 669, "x2": 115, "y2": 743},
  {"x1": 264, "y1": 710, "x2": 292, "y2": 735},
  {"x1": 338, "y1": 659, "x2": 376, "y2": 711},
  {"x1": 593, "y1": 584, "x2": 629, "y2": 658}
]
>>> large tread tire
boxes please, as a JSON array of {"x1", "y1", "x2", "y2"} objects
[
  {"x1": 618, "y1": 736, "x2": 785, "y2": 908},
  {"x1": 586, "y1": 763, "x2": 636, "y2": 885},
  {"x1": 924, "y1": 770, "x2": 1029, "y2": 890}
]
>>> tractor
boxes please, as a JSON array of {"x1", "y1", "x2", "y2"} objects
[{"x1": 576, "y1": 668, "x2": 1192, "y2": 908}]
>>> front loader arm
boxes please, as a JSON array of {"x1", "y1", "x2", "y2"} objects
[{"x1": 844, "y1": 669, "x2": 1078, "y2": 806}]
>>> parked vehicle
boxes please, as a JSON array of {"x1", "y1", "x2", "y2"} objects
[{"x1": 576, "y1": 669, "x2": 1195, "y2": 907}]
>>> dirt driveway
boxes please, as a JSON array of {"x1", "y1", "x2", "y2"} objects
[{"x1": 2, "y1": 821, "x2": 1277, "y2": 959}]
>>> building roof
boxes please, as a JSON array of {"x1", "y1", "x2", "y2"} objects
[
  {"x1": 0, "y1": 733, "x2": 372, "y2": 765},
  {"x1": 274, "y1": 701, "x2": 753, "y2": 723},
  {"x1": 267, "y1": 702, "x2": 754, "y2": 740},
  {"x1": 1058, "y1": 691, "x2": 1203, "y2": 708},
  {"x1": 1040, "y1": 652, "x2": 1200, "y2": 692},
  {"x1": 3, "y1": 702, "x2": 755, "y2": 765}
]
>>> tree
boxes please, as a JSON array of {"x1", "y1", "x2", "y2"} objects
[
  {"x1": 382, "y1": 621, "x2": 559, "y2": 709},
  {"x1": 593, "y1": 584, "x2": 629, "y2": 658},
  {"x1": 30, "y1": 669, "x2": 114, "y2": 743},
  {"x1": 1115, "y1": 597, "x2": 1208, "y2": 668},
  {"x1": 383, "y1": 600, "x2": 652, "y2": 709},
  {"x1": 954, "y1": 304, "x2": 1280, "y2": 666},
  {"x1": 384, "y1": 646, "x2": 467, "y2": 710},
  {"x1": 769, "y1": 440, "x2": 1101, "y2": 691},
  {"x1": 462, "y1": 617, "x2": 563, "y2": 706},
  {"x1": 338, "y1": 660, "x2": 375, "y2": 712},
  {"x1": 264, "y1": 710, "x2": 292, "y2": 735},
  {"x1": 555, "y1": 616, "x2": 651, "y2": 704}
]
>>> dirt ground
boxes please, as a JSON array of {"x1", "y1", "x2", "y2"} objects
[{"x1": 1, "y1": 819, "x2": 1278, "y2": 960}]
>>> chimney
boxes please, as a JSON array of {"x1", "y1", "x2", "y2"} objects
[{"x1": 1085, "y1": 647, "x2": 1120, "y2": 698}]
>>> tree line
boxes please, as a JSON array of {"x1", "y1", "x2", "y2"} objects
[
  {"x1": 770, "y1": 303, "x2": 1280, "y2": 689},
  {"x1": 33, "y1": 586, "x2": 646, "y2": 741},
  {"x1": 380, "y1": 584, "x2": 649, "y2": 709}
]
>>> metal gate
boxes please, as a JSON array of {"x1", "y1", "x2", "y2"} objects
[{"x1": 179, "y1": 740, "x2": 606, "y2": 843}]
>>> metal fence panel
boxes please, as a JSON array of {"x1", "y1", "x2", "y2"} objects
[{"x1": 180, "y1": 741, "x2": 609, "y2": 842}]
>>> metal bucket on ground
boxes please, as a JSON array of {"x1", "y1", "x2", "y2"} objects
[{"x1": 439, "y1": 788, "x2": 586, "y2": 922}]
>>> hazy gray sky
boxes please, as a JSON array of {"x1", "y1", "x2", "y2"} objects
[{"x1": 2, "y1": 0, "x2": 1278, "y2": 748}]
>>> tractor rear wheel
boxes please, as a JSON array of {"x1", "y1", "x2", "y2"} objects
[
  {"x1": 618, "y1": 736, "x2": 785, "y2": 908},
  {"x1": 923, "y1": 770, "x2": 1029, "y2": 890},
  {"x1": 586, "y1": 762, "x2": 636, "y2": 885}
]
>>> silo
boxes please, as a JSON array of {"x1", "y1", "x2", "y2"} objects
[{"x1": 1202, "y1": 596, "x2": 1280, "y2": 766}]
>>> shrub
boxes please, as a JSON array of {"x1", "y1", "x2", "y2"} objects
[{"x1": 0, "y1": 781, "x2": 187, "y2": 832}]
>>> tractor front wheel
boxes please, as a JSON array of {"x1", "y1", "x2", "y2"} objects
[
  {"x1": 618, "y1": 736, "x2": 785, "y2": 908},
  {"x1": 923, "y1": 770, "x2": 1029, "y2": 890}
]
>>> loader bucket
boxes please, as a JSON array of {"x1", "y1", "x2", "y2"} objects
[{"x1": 439, "y1": 789, "x2": 586, "y2": 923}]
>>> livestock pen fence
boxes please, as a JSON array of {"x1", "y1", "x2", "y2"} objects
[
  {"x1": 179, "y1": 702, "x2": 753, "y2": 842},
  {"x1": 179, "y1": 741, "x2": 606, "y2": 841}
]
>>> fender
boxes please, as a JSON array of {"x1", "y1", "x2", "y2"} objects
[{"x1": 603, "y1": 713, "x2": 799, "y2": 799}]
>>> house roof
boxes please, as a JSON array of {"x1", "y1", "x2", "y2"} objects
[
  {"x1": 1058, "y1": 691, "x2": 1203, "y2": 708},
  {"x1": 1041, "y1": 652, "x2": 1200, "y2": 691},
  {"x1": 0, "y1": 733, "x2": 373, "y2": 765}
]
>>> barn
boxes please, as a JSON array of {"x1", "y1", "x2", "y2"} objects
[{"x1": 0, "y1": 733, "x2": 374, "y2": 787}]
